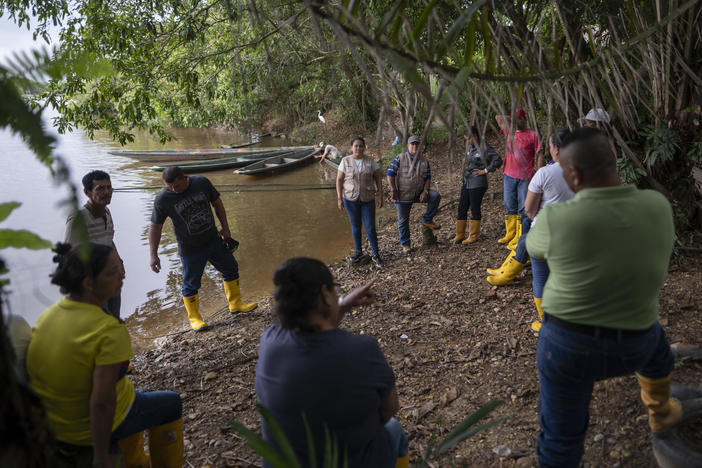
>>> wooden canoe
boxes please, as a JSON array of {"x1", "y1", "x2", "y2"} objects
[
  {"x1": 151, "y1": 149, "x2": 300, "y2": 173},
  {"x1": 110, "y1": 146, "x2": 314, "y2": 162},
  {"x1": 234, "y1": 149, "x2": 321, "y2": 176},
  {"x1": 321, "y1": 157, "x2": 340, "y2": 171}
]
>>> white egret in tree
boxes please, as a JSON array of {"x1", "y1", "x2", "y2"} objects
[{"x1": 317, "y1": 110, "x2": 326, "y2": 124}]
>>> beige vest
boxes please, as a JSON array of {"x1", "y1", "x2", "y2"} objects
[
  {"x1": 342, "y1": 155, "x2": 376, "y2": 202},
  {"x1": 396, "y1": 152, "x2": 428, "y2": 201}
]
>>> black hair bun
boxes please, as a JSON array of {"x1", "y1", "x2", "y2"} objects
[{"x1": 52, "y1": 242, "x2": 72, "y2": 264}]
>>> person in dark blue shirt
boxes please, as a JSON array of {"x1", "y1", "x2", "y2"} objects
[{"x1": 255, "y1": 258, "x2": 409, "y2": 467}]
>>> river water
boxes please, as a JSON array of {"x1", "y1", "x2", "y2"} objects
[{"x1": 0, "y1": 110, "x2": 375, "y2": 348}]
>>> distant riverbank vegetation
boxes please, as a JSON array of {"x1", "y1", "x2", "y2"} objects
[{"x1": 1, "y1": 0, "x2": 701, "y2": 235}]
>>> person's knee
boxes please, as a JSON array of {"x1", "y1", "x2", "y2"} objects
[
  {"x1": 160, "y1": 391, "x2": 183, "y2": 422},
  {"x1": 171, "y1": 392, "x2": 183, "y2": 420},
  {"x1": 385, "y1": 418, "x2": 409, "y2": 457}
]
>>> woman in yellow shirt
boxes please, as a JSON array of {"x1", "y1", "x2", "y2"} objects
[{"x1": 27, "y1": 243, "x2": 183, "y2": 467}]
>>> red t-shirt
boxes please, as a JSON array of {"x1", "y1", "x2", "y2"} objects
[{"x1": 503, "y1": 129, "x2": 542, "y2": 180}]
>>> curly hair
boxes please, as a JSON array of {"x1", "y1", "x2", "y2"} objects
[{"x1": 50, "y1": 242, "x2": 114, "y2": 295}]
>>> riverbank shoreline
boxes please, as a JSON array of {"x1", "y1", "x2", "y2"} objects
[{"x1": 128, "y1": 131, "x2": 702, "y2": 467}]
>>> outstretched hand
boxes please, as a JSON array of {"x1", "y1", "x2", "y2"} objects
[{"x1": 341, "y1": 279, "x2": 377, "y2": 308}]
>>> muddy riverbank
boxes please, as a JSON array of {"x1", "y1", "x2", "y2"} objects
[{"x1": 128, "y1": 132, "x2": 702, "y2": 467}]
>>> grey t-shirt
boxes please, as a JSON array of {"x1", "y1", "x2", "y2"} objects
[
  {"x1": 528, "y1": 162, "x2": 574, "y2": 226},
  {"x1": 255, "y1": 324, "x2": 396, "y2": 468},
  {"x1": 150, "y1": 176, "x2": 220, "y2": 255}
]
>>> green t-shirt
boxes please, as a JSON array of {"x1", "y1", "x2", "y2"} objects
[
  {"x1": 526, "y1": 184, "x2": 673, "y2": 330},
  {"x1": 27, "y1": 297, "x2": 135, "y2": 445}
]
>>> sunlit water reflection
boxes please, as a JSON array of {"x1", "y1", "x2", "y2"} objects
[{"x1": 0, "y1": 110, "x2": 386, "y2": 349}]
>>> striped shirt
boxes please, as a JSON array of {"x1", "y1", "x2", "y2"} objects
[{"x1": 65, "y1": 207, "x2": 115, "y2": 247}]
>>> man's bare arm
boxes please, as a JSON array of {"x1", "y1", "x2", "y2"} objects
[
  {"x1": 212, "y1": 197, "x2": 231, "y2": 238},
  {"x1": 148, "y1": 222, "x2": 163, "y2": 273}
]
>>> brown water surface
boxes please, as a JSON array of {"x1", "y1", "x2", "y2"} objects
[{"x1": 0, "y1": 111, "x2": 380, "y2": 349}]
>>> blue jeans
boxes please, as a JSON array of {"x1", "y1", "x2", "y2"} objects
[
  {"x1": 343, "y1": 198, "x2": 379, "y2": 256},
  {"x1": 394, "y1": 190, "x2": 441, "y2": 247},
  {"x1": 513, "y1": 218, "x2": 531, "y2": 263},
  {"x1": 456, "y1": 185, "x2": 487, "y2": 221},
  {"x1": 112, "y1": 391, "x2": 183, "y2": 441},
  {"x1": 180, "y1": 237, "x2": 238, "y2": 297},
  {"x1": 384, "y1": 418, "x2": 409, "y2": 467},
  {"x1": 503, "y1": 174, "x2": 529, "y2": 216},
  {"x1": 537, "y1": 320, "x2": 674, "y2": 468},
  {"x1": 530, "y1": 259, "x2": 549, "y2": 298}
]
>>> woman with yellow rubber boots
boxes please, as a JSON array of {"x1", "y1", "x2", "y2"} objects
[
  {"x1": 26, "y1": 243, "x2": 183, "y2": 467},
  {"x1": 451, "y1": 126, "x2": 502, "y2": 244}
]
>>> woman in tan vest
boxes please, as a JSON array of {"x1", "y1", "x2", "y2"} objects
[{"x1": 336, "y1": 137, "x2": 384, "y2": 267}]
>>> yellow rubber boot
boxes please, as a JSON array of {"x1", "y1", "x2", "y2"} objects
[
  {"x1": 506, "y1": 217, "x2": 522, "y2": 250},
  {"x1": 183, "y1": 294, "x2": 208, "y2": 331},
  {"x1": 118, "y1": 431, "x2": 150, "y2": 468},
  {"x1": 396, "y1": 454, "x2": 409, "y2": 468},
  {"x1": 486, "y1": 250, "x2": 515, "y2": 276},
  {"x1": 497, "y1": 214, "x2": 517, "y2": 244},
  {"x1": 148, "y1": 418, "x2": 183, "y2": 468},
  {"x1": 451, "y1": 220, "x2": 467, "y2": 244},
  {"x1": 462, "y1": 220, "x2": 481, "y2": 244},
  {"x1": 531, "y1": 297, "x2": 544, "y2": 332},
  {"x1": 486, "y1": 257, "x2": 526, "y2": 286},
  {"x1": 636, "y1": 373, "x2": 683, "y2": 433},
  {"x1": 223, "y1": 279, "x2": 258, "y2": 313}
]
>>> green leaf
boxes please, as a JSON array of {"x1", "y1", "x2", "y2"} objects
[
  {"x1": 0, "y1": 202, "x2": 21, "y2": 223},
  {"x1": 258, "y1": 404, "x2": 302, "y2": 468},
  {"x1": 480, "y1": 6, "x2": 495, "y2": 74},
  {"x1": 303, "y1": 414, "x2": 317, "y2": 468},
  {"x1": 230, "y1": 421, "x2": 291, "y2": 468},
  {"x1": 390, "y1": 3, "x2": 407, "y2": 44},
  {"x1": 323, "y1": 424, "x2": 333, "y2": 467},
  {"x1": 464, "y1": 14, "x2": 478, "y2": 67},
  {"x1": 0, "y1": 229, "x2": 53, "y2": 250},
  {"x1": 436, "y1": 0, "x2": 485, "y2": 59},
  {"x1": 437, "y1": 399, "x2": 504, "y2": 452},
  {"x1": 385, "y1": 51, "x2": 427, "y2": 88},
  {"x1": 412, "y1": 0, "x2": 439, "y2": 42},
  {"x1": 375, "y1": 0, "x2": 406, "y2": 41},
  {"x1": 437, "y1": 416, "x2": 508, "y2": 455}
]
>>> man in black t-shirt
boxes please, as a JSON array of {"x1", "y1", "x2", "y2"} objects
[{"x1": 149, "y1": 166, "x2": 257, "y2": 331}]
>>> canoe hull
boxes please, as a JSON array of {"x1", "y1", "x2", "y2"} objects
[
  {"x1": 235, "y1": 149, "x2": 321, "y2": 176},
  {"x1": 151, "y1": 150, "x2": 299, "y2": 173},
  {"x1": 110, "y1": 146, "x2": 314, "y2": 162}
]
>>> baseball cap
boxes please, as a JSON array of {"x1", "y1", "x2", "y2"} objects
[
  {"x1": 408, "y1": 136, "x2": 421, "y2": 144},
  {"x1": 581, "y1": 108, "x2": 610, "y2": 124},
  {"x1": 517, "y1": 108, "x2": 526, "y2": 118}
]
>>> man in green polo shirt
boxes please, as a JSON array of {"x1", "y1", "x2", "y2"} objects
[{"x1": 526, "y1": 127, "x2": 682, "y2": 467}]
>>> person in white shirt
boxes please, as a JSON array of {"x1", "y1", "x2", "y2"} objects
[{"x1": 65, "y1": 170, "x2": 124, "y2": 319}]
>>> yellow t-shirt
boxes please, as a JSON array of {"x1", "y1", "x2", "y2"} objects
[{"x1": 26, "y1": 297, "x2": 136, "y2": 445}]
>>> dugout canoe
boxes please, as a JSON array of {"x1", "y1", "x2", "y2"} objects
[
  {"x1": 151, "y1": 149, "x2": 301, "y2": 173},
  {"x1": 234, "y1": 148, "x2": 321, "y2": 176},
  {"x1": 109, "y1": 145, "x2": 314, "y2": 162},
  {"x1": 321, "y1": 157, "x2": 340, "y2": 171}
]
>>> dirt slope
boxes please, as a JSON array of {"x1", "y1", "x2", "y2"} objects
[{"x1": 129, "y1": 136, "x2": 702, "y2": 467}]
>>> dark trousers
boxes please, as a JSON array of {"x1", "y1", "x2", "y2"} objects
[{"x1": 456, "y1": 184, "x2": 487, "y2": 221}]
